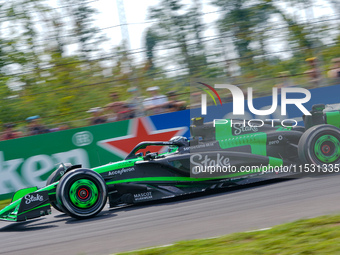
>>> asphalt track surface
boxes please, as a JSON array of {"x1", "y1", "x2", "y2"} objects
[{"x1": 1, "y1": 173, "x2": 340, "y2": 255}]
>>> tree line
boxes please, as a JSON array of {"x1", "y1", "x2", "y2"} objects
[{"x1": 0, "y1": 0, "x2": 339, "y2": 129}]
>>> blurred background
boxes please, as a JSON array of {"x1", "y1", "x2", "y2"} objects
[{"x1": 0, "y1": 0, "x2": 340, "y2": 137}]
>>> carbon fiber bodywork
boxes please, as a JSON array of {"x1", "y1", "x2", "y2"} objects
[{"x1": 1, "y1": 103, "x2": 340, "y2": 221}]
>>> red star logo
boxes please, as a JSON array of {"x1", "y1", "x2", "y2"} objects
[{"x1": 98, "y1": 117, "x2": 187, "y2": 158}]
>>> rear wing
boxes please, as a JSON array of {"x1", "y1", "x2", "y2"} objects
[{"x1": 304, "y1": 104, "x2": 340, "y2": 129}]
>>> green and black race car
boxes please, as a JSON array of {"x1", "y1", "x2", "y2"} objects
[{"x1": 1, "y1": 103, "x2": 340, "y2": 222}]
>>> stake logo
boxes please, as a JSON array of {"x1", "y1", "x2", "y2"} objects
[
  {"x1": 25, "y1": 193, "x2": 44, "y2": 204},
  {"x1": 198, "y1": 83, "x2": 311, "y2": 116}
]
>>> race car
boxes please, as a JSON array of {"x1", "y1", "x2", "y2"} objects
[{"x1": 1, "y1": 103, "x2": 340, "y2": 222}]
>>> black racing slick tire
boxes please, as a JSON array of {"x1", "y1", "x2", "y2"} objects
[
  {"x1": 298, "y1": 124, "x2": 340, "y2": 166},
  {"x1": 46, "y1": 163, "x2": 72, "y2": 213},
  {"x1": 56, "y1": 169, "x2": 107, "y2": 219}
]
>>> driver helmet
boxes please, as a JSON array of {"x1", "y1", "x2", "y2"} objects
[{"x1": 169, "y1": 136, "x2": 189, "y2": 147}]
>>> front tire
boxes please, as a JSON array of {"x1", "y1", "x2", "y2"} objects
[
  {"x1": 46, "y1": 163, "x2": 73, "y2": 212},
  {"x1": 298, "y1": 124, "x2": 340, "y2": 165},
  {"x1": 56, "y1": 169, "x2": 107, "y2": 219}
]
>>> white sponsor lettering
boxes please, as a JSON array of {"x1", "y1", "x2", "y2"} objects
[
  {"x1": 182, "y1": 142, "x2": 215, "y2": 151},
  {"x1": 190, "y1": 153, "x2": 230, "y2": 174},
  {"x1": 22, "y1": 155, "x2": 54, "y2": 188},
  {"x1": 0, "y1": 149, "x2": 89, "y2": 195},
  {"x1": 134, "y1": 192, "x2": 153, "y2": 201},
  {"x1": 108, "y1": 167, "x2": 135, "y2": 176},
  {"x1": 0, "y1": 152, "x2": 25, "y2": 194},
  {"x1": 53, "y1": 149, "x2": 90, "y2": 168},
  {"x1": 25, "y1": 193, "x2": 44, "y2": 204},
  {"x1": 72, "y1": 131, "x2": 93, "y2": 146},
  {"x1": 233, "y1": 125, "x2": 258, "y2": 135},
  {"x1": 269, "y1": 140, "x2": 279, "y2": 145}
]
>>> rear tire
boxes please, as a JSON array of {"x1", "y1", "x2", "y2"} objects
[
  {"x1": 56, "y1": 169, "x2": 107, "y2": 219},
  {"x1": 298, "y1": 124, "x2": 340, "y2": 166}
]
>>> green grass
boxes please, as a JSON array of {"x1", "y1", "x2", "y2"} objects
[
  {"x1": 118, "y1": 214, "x2": 340, "y2": 255},
  {"x1": 0, "y1": 199, "x2": 11, "y2": 210}
]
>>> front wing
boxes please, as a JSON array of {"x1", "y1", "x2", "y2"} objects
[{"x1": 0, "y1": 184, "x2": 57, "y2": 222}]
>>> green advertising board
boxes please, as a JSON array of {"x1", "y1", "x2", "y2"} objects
[{"x1": 0, "y1": 114, "x2": 190, "y2": 199}]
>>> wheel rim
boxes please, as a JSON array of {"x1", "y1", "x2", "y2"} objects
[
  {"x1": 314, "y1": 135, "x2": 340, "y2": 163},
  {"x1": 69, "y1": 179, "x2": 99, "y2": 209}
]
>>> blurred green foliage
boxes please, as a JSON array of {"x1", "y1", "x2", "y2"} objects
[{"x1": 0, "y1": 0, "x2": 339, "y2": 131}]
